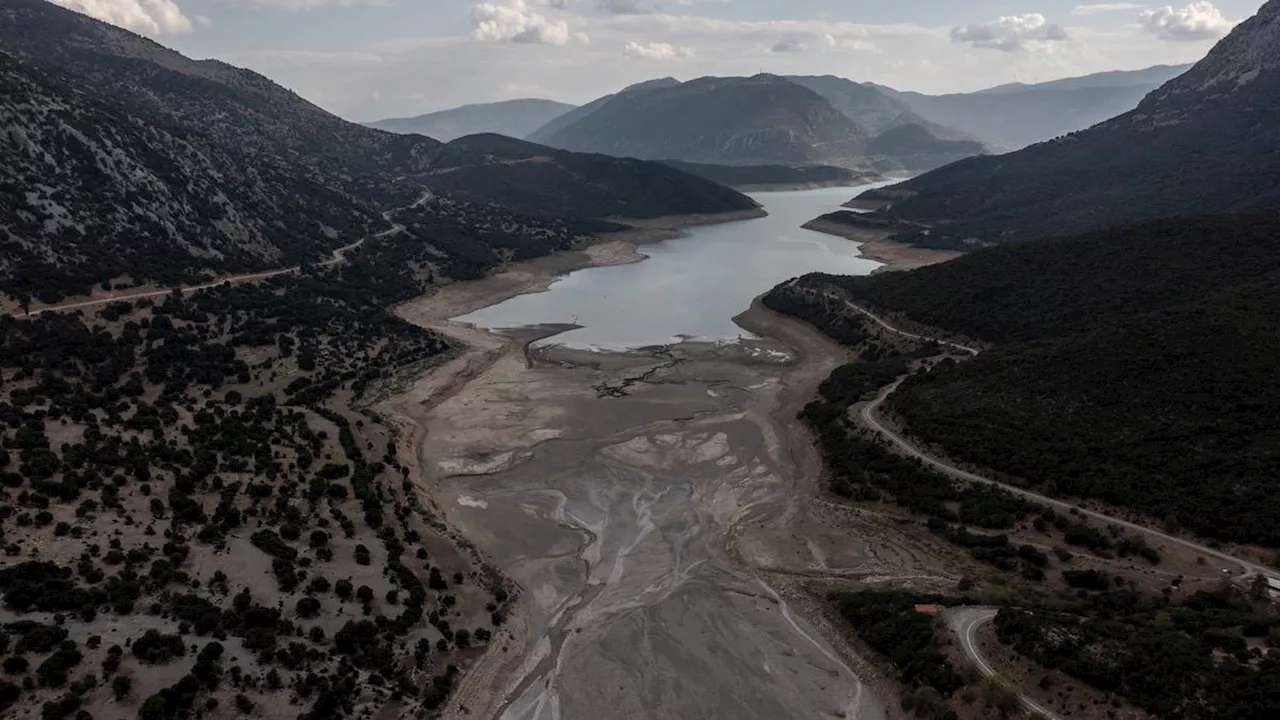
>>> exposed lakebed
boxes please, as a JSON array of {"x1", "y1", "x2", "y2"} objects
[
  {"x1": 454, "y1": 185, "x2": 887, "y2": 349},
  {"x1": 390, "y1": 184, "x2": 896, "y2": 720}
]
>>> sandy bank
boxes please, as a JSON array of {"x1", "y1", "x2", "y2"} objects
[
  {"x1": 843, "y1": 198, "x2": 894, "y2": 212},
  {"x1": 802, "y1": 218, "x2": 962, "y2": 272}
]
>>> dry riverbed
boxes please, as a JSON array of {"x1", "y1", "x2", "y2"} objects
[{"x1": 381, "y1": 230, "x2": 926, "y2": 720}]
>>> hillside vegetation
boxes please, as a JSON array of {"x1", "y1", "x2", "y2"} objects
[
  {"x1": 0, "y1": 0, "x2": 753, "y2": 302},
  {"x1": 776, "y1": 212, "x2": 1280, "y2": 545},
  {"x1": 857, "y1": 1, "x2": 1280, "y2": 248}
]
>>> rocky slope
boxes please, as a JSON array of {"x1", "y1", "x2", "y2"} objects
[
  {"x1": 858, "y1": 0, "x2": 1280, "y2": 249},
  {"x1": 0, "y1": 0, "x2": 754, "y2": 302},
  {"x1": 367, "y1": 98, "x2": 576, "y2": 142},
  {"x1": 0, "y1": 51, "x2": 375, "y2": 299}
]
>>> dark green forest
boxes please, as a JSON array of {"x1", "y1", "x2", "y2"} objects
[
  {"x1": 782, "y1": 212, "x2": 1280, "y2": 545},
  {"x1": 0, "y1": 231, "x2": 511, "y2": 718},
  {"x1": 855, "y1": 48, "x2": 1280, "y2": 248},
  {"x1": 995, "y1": 584, "x2": 1280, "y2": 719}
]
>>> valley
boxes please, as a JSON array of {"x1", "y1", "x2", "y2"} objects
[
  {"x1": 380, "y1": 188, "x2": 914, "y2": 719},
  {"x1": 376, "y1": 187, "x2": 1280, "y2": 720},
  {"x1": 6, "y1": 1, "x2": 1280, "y2": 719}
]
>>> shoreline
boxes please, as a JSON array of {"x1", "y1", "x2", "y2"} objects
[
  {"x1": 801, "y1": 218, "x2": 962, "y2": 272},
  {"x1": 383, "y1": 206, "x2": 789, "y2": 718},
  {"x1": 726, "y1": 179, "x2": 876, "y2": 193},
  {"x1": 397, "y1": 207, "x2": 768, "y2": 326}
]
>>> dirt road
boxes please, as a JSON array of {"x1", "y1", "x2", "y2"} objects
[
  {"x1": 845, "y1": 298, "x2": 1280, "y2": 581},
  {"x1": 19, "y1": 207, "x2": 409, "y2": 317}
]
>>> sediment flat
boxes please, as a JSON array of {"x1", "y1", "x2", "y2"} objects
[
  {"x1": 384, "y1": 239, "x2": 894, "y2": 719},
  {"x1": 801, "y1": 218, "x2": 962, "y2": 272}
]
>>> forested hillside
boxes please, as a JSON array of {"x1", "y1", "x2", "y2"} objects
[
  {"x1": 778, "y1": 212, "x2": 1280, "y2": 545},
  {"x1": 855, "y1": 0, "x2": 1280, "y2": 249},
  {"x1": 0, "y1": 220, "x2": 519, "y2": 717},
  {"x1": 0, "y1": 0, "x2": 754, "y2": 302}
]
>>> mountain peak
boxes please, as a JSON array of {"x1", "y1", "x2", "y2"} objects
[
  {"x1": 1149, "y1": 0, "x2": 1280, "y2": 98},
  {"x1": 863, "y1": 0, "x2": 1280, "y2": 248}
]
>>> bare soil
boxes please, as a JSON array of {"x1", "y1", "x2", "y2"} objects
[
  {"x1": 800, "y1": 219, "x2": 962, "y2": 271},
  {"x1": 381, "y1": 233, "x2": 927, "y2": 719}
]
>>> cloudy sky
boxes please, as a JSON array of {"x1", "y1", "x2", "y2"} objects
[{"x1": 49, "y1": 0, "x2": 1262, "y2": 120}]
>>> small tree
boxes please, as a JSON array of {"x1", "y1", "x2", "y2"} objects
[{"x1": 335, "y1": 579, "x2": 353, "y2": 601}]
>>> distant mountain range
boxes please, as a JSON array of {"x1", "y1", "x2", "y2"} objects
[
  {"x1": 526, "y1": 74, "x2": 873, "y2": 165},
  {"x1": 366, "y1": 99, "x2": 575, "y2": 142},
  {"x1": 387, "y1": 64, "x2": 1192, "y2": 176},
  {"x1": 0, "y1": 0, "x2": 754, "y2": 301},
  {"x1": 523, "y1": 74, "x2": 984, "y2": 172},
  {"x1": 880, "y1": 65, "x2": 1192, "y2": 151},
  {"x1": 855, "y1": 0, "x2": 1280, "y2": 250}
]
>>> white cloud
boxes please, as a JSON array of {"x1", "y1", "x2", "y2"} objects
[
  {"x1": 227, "y1": 50, "x2": 386, "y2": 67},
  {"x1": 229, "y1": 0, "x2": 392, "y2": 8},
  {"x1": 950, "y1": 13, "x2": 1070, "y2": 52},
  {"x1": 1071, "y1": 3, "x2": 1147, "y2": 15},
  {"x1": 599, "y1": 0, "x2": 645, "y2": 13},
  {"x1": 623, "y1": 40, "x2": 693, "y2": 59},
  {"x1": 218, "y1": 4, "x2": 1227, "y2": 121},
  {"x1": 471, "y1": 0, "x2": 585, "y2": 46},
  {"x1": 771, "y1": 38, "x2": 807, "y2": 53},
  {"x1": 1140, "y1": 2, "x2": 1234, "y2": 41},
  {"x1": 48, "y1": 0, "x2": 192, "y2": 35}
]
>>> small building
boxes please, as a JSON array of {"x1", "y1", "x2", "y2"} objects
[
  {"x1": 1267, "y1": 577, "x2": 1280, "y2": 602},
  {"x1": 914, "y1": 604, "x2": 942, "y2": 615}
]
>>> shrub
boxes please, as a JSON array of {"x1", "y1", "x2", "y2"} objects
[{"x1": 131, "y1": 630, "x2": 185, "y2": 664}]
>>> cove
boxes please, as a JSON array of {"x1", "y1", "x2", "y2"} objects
[{"x1": 452, "y1": 183, "x2": 889, "y2": 349}]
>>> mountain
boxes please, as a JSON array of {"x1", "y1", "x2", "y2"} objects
[
  {"x1": 528, "y1": 74, "x2": 869, "y2": 165},
  {"x1": 785, "y1": 75, "x2": 969, "y2": 139},
  {"x1": 526, "y1": 77, "x2": 680, "y2": 145},
  {"x1": 0, "y1": 0, "x2": 754, "y2": 301},
  {"x1": 776, "y1": 211, "x2": 1280, "y2": 545},
  {"x1": 864, "y1": 124, "x2": 986, "y2": 173},
  {"x1": 367, "y1": 99, "x2": 575, "y2": 142},
  {"x1": 975, "y1": 64, "x2": 1191, "y2": 95},
  {"x1": 856, "y1": 1, "x2": 1280, "y2": 250},
  {"x1": 419, "y1": 134, "x2": 760, "y2": 221},
  {"x1": 881, "y1": 65, "x2": 1191, "y2": 150},
  {"x1": 529, "y1": 74, "x2": 985, "y2": 171},
  {"x1": 0, "y1": 50, "x2": 364, "y2": 295}
]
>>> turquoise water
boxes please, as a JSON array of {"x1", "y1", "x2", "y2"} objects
[{"x1": 453, "y1": 184, "x2": 887, "y2": 350}]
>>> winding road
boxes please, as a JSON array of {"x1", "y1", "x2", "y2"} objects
[
  {"x1": 20, "y1": 211, "x2": 408, "y2": 318},
  {"x1": 842, "y1": 296, "x2": 1280, "y2": 582},
  {"x1": 947, "y1": 608, "x2": 1061, "y2": 720}
]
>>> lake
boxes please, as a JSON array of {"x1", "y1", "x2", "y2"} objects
[{"x1": 453, "y1": 183, "x2": 888, "y2": 349}]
